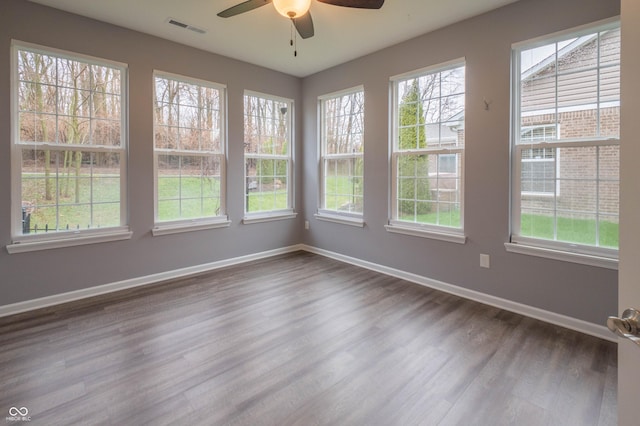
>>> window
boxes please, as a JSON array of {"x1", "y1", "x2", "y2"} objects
[
  {"x1": 317, "y1": 87, "x2": 364, "y2": 226},
  {"x1": 152, "y1": 72, "x2": 228, "y2": 235},
  {"x1": 9, "y1": 42, "x2": 130, "y2": 253},
  {"x1": 387, "y1": 60, "x2": 465, "y2": 243},
  {"x1": 243, "y1": 92, "x2": 295, "y2": 222},
  {"x1": 509, "y1": 20, "x2": 620, "y2": 265},
  {"x1": 521, "y1": 125, "x2": 560, "y2": 196}
]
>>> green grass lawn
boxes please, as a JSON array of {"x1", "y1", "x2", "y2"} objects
[
  {"x1": 399, "y1": 209, "x2": 461, "y2": 228},
  {"x1": 520, "y1": 213, "x2": 619, "y2": 248},
  {"x1": 398, "y1": 210, "x2": 618, "y2": 248},
  {"x1": 22, "y1": 173, "x2": 620, "y2": 249},
  {"x1": 22, "y1": 173, "x2": 291, "y2": 228},
  {"x1": 246, "y1": 191, "x2": 289, "y2": 212},
  {"x1": 324, "y1": 175, "x2": 362, "y2": 211}
]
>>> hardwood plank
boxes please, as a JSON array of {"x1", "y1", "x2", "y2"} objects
[{"x1": 0, "y1": 251, "x2": 617, "y2": 425}]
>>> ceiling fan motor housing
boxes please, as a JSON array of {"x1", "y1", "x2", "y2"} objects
[{"x1": 273, "y1": 0, "x2": 312, "y2": 18}]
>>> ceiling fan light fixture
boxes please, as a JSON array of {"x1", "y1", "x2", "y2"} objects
[{"x1": 273, "y1": 0, "x2": 311, "y2": 18}]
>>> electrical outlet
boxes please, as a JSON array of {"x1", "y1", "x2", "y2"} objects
[
  {"x1": 480, "y1": 254, "x2": 490, "y2": 268},
  {"x1": 304, "y1": 220, "x2": 310, "y2": 230}
]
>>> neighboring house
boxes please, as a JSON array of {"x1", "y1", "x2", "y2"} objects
[
  {"x1": 427, "y1": 120, "x2": 463, "y2": 210},
  {"x1": 519, "y1": 28, "x2": 620, "y2": 221}
]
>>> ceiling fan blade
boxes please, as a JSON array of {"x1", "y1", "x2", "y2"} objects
[
  {"x1": 217, "y1": 0, "x2": 272, "y2": 18},
  {"x1": 317, "y1": 0, "x2": 384, "y2": 9},
  {"x1": 293, "y1": 13, "x2": 314, "y2": 39}
]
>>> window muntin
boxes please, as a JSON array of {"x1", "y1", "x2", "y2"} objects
[
  {"x1": 512, "y1": 22, "x2": 620, "y2": 254},
  {"x1": 13, "y1": 44, "x2": 127, "y2": 241},
  {"x1": 243, "y1": 92, "x2": 294, "y2": 216},
  {"x1": 390, "y1": 62, "x2": 465, "y2": 232},
  {"x1": 319, "y1": 88, "x2": 364, "y2": 216},
  {"x1": 153, "y1": 73, "x2": 226, "y2": 225}
]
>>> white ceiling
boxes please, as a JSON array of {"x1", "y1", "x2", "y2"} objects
[{"x1": 29, "y1": 0, "x2": 520, "y2": 77}]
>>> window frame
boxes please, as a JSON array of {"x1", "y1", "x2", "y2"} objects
[
  {"x1": 8, "y1": 41, "x2": 131, "y2": 254},
  {"x1": 386, "y1": 58, "x2": 466, "y2": 244},
  {"x1": 151, "y1": 71, "x2": 230, "y2": 236},
  {"x1": 507, "y1": 18, "x2": 620, "y2": 269},
  {"x1": 242, "y1": 90, "x2": 296, "y2": 224},
  {"x1": 316, "y1": 85, "x2": 365, "y2": 228}
]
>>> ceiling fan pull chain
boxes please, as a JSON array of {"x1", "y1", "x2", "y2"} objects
[{"x1": 290, "y1": 19, "x2": 297, "y2": 57}]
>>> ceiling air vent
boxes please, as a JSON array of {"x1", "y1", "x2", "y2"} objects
[{"x1": 167, "y1": 18, "x2": 207, "y2": 34}]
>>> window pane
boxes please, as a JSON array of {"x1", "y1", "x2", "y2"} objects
[
  {"x1": 15, "y1": 46, "x2": 126, "y2": 237},
  {"x1": 323, "y1": 91, "x2": 364, "y2": 156},
  {"x1": 244, "y1": 93, "x2": 293, "y2": 214},
  {"x1": 154, "y1": 74, "x2": 225, "y2": 223},
  {"x1": 323, "y1": 158, "x2": 363, "y2": 213},
  {"x1": 320, "y1": 88, "x2": 364, "y2": 214},
  {"x1": 20, "y1": 149, "x2": 121, "y2": 233},
  {"x1": 521, "y1": 148, "x2": 556, "y2": 194},
  {"x1": 514, "y1": 24, "x2": 620, "y2": 252},
  {"x1": 557, "y1": 36, "x2": 597, "y2": 73},
  {"x1": 520, "y1": 208, "x2": 555, "y2": 239},
  {"x1": 395, "y1": 153, "x2": 461, "y2": 227},
  {"x1": 600, "y1": 28, "x2": 620, "y2": 66},
  {"x1": 393, "y1": 64, "x2": 465, "y2": 230}
]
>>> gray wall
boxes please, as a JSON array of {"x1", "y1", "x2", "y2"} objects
[
  {"x1": 301, "y1": 0, "x2": 620, "y2": 325},
  {"x1": 0, "y1": 0, "x2": 620, "y2": 327},
  {"x1": 0, "y1": 0, "x2": 303, "y2": 305}
]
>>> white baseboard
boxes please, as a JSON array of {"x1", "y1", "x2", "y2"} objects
[
  {"x1": 0, "y1": 244, "x2": 304, "y2": 318},
  {"x1": 1, "y1": 243, "x2": 615, "y2": 343},
  {"x1": 300, "y1": 245, "x2": 616, "y2": 343}
]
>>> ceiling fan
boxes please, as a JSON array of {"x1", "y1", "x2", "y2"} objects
[{"x1": 217, "y1": 0, "x2": 385, "y2": 39}]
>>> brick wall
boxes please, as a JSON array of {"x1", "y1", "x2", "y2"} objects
[{"x1": 521, "y1": 106, "x2": 619, "y2": 222}]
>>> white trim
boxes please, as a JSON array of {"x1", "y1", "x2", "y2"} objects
[
  {"x1": 511, "y1": 17, "x2": 620, "y2": 51},
  {"x1": 390, "y1": 57, "x2": 466, "y2": 82},
  {"x1": 243, "y1": 92, "x2": 295, "y2": 215},
  {"x1": 12, "y1": 42, "x2": 129, "y2": 243},
  {"x1": 242, "y1": 211, "x2": 297, "y2": 224},
  {"x1": 6, "y1": 229, "x2": 133, "y2": 254},
  {"x1": 0, "y1": 244, "x2": 304, "y2": 318},
  {"x1": 385, "y1": 223, "x2": 466, "y2": 244},
  {"x1": 153, "y1": 69, "x2": 226, "y2": 91},
  {"x1": 0, "y1": 244, "x2": 615, "y2": 343},
  {"x1": 153, "y1": 73, "x2": 227, "y2": 225},
  {"x1": 12, "y1": 39, "x2": 128, "y2": 69},
  {"x1": 318, "y1": 84, "x2": 365, "y2": 101},
  {"x1": 390, "y1": 62, "x2": 466, "y2": 233},
  {"x1": 314, "y1": 212, "x2": 364, "y2": 228},
  {"x1": 511, "y1": 21, "x2": 621, "y2": 258},
  {"x1": 319, "y1": 88, "x2": 365, "y2": 214},
  {"x1": 301, "y1": 245, "x2": 616, "y2": 342},
  {"x1": 505, "y1": 242, "x2": 618, "y2": 270},
  {"x1": 152, "y1": 219, "x2": 231, "y2": 236}
]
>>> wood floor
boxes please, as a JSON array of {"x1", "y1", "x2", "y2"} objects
[{"x1": 0, "y1": 251, "x2": 616, "y2": 425}]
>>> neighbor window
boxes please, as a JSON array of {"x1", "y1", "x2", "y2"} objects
[
  {"x1": 387, "y1": 60, "x2": 466, "y2": 243},
  {"x1": 152, "y1": 72, "x2": 228, "y2": 235},
  {"x1": 243, "y1": 91, "x2": 295, "y2": 222},
  {"x1": 508, "y1": 20, "x2": 620, "y2": 265},
  {"x1": 317, "y1": 87, "x2": 364, "y2": 226},
  {"x1": 9, "y1": 42, "x2": 130, "y2": 253}
]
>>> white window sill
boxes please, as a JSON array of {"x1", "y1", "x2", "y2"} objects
[
  {"x1": 242, "y1": 211, "x2": 297, "y2": 225},
  {"x1": 7, "y1": 228, "x2": 133, "y2": 254},
  {"x1": 385, "y1": 223, "x2": 466, "y2": 244},
  {"x1": 504, "y1": 242, "x2": 618, "y2": 270},
  {"x1": 152, "y1": 218, "x2": 231, "y2": 236},
  {"x1": 314, "y1": 212, "x2": 364, "y2": 228}
]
